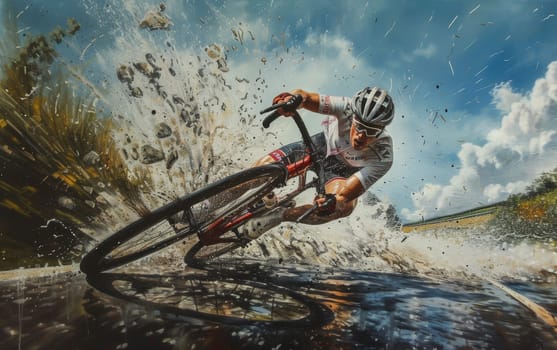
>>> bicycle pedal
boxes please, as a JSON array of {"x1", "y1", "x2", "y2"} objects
[{"x1": 262, "y1": 191, "x2": 278, "y2": 208}]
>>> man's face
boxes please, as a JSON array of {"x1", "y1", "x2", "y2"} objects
[{"x1": 350, "y1": 118, "x2": 383, "y2": 150}]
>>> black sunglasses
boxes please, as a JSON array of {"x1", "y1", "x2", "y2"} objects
[{"x1": 352, "y1": 118, "x2": 384, "y2": 137}]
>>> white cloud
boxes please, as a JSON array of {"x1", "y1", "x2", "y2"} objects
[
  {"x1": 402, "y1": 60, "x2": 557, "y2": 220},
  {"x1": 483, "y1": 181, "x2": 528, "y2": 202},
  {"x1": 491, "y1": 82, "x2": 523, "y2": 113}
]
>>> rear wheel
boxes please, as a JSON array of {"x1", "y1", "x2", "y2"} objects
[{"x1": 80, "y1": 164, "x2": 286, "y2": 274}]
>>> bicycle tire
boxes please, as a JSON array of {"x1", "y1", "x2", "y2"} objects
[{"x1": 80, "y1": 164, "x2": 287, "y2": 275}]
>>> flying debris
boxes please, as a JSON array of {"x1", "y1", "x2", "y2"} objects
[
  {"x1": 235, "y1": 77, "x2": 250, "y2": 83},
  {"x1": 155, "y1": 122, "x2": 172, "y2": 138},
  {"x1": 130, "y1": 86, "x2": 143, "y2": 98},
  {"x1": 133, "y1": 62, "x2": 153, "y2": 77},
  {"x1": 140, "y1": 145, "x2": 165, "y2": 164},
  {"x1": 468, "y1": 4, "x2": 480, "y2": 15},
  {"x1": 204, "y1": 44, "x2": 229, "y2": 72},
  {"x1": 172, "y1": 95, "x2": 185, "y2": 105},
  {"x1": 116, "y1": 65, "x2": 134, "y2": 84},
  {"x1": 139, "y1": 4, "x2": 173, "y2": 31},
  {"x1": 448, "y1": 15, "x2": 458, "y2": 29},
  {"x1": 231, "y1": 27, "x2": 244, "y2": 45},
  {"x1": 58, "y1": 196, "x2": 77, "y2": 210},
  {"x1": 166, "y1": 149, "x2": 178, "y2": 170},
  {"x1": 82, "y1": 151, "x2": 101, "y2": 166},
  {"x1": 384, "y1": 21, "x2": 397, "y2": 38}
]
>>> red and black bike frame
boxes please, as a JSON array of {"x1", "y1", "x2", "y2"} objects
[{"x1": 196, "y1": 95, "x2": 327, "y2": 245}]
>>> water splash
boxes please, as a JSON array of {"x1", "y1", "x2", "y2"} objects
[
  {"x1": 77, "y1": 1, "x2": 556, "y2": 283},
  {"x1": 232, "y1": 199, "x2": 557, "y2": 283},
  {"x1": 4, "y1": 0, "x2": 555, "y2": 282}
]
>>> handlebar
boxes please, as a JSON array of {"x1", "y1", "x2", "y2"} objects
[
  {"x1": 259, "y1": 94, "x2": 329, "y2": 220},
  {"x1": 260, "y1": 94, "x2": 303, "y2": 128},
  {"x1": 259, "y1": 94, "x2": 320, "y2": 169}
]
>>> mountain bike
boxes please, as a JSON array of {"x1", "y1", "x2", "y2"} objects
[{"x1": 80, "y1": 94, "x2": 334, "y2": 274}]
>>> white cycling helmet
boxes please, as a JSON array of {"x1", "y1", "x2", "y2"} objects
[{"x1": 351, "y1": 87, "x2": 394, "y2": 127}]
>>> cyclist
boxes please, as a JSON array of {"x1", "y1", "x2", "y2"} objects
[{"x1": 241, "y1": 86, "x2": 395, "y2": 239}]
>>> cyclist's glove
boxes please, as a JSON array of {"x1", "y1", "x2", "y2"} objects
[
  {"x1": 272, "y1": 92, "x2": 292, "y2": 105},
  {"x1": 272, "y1": 93, "x2": 303, "y2": 112},
  {"x1": 315, "y1": 193, "x2": 337, "y2": 216}
]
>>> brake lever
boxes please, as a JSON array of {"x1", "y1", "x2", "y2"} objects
[
  {"x1": 296, "y1": 203, "x2": 318, "y2": 223},
  {"x1": 260, "y1": 102, "x2": 287, "y2": 114},
  {"x1": 296, "y1": 193, "x2": 336, "y2": 223},
  {"x1": 259, "y1": 94, "x2": 303, "y2": 114}
]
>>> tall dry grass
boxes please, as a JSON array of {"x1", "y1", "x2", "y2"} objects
[{"x1": 0, "y1": 12, "x2": 148, "y2": 267}]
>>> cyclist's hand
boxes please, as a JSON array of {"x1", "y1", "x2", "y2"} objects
[
  {"x1": 272, "y1": 92, "x2": 301, "y2": 116},
  {"x1": 314, "y1": 193, "x2": 337, "y2": 216}
]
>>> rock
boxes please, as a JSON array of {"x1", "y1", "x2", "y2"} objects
[
  {"x1": 166, "y1": 149, "x2": 178, "y2": 169},
  {"x1": 172, "y1": 95, "x2": 185, "y2": 105},
  {"x1": 58, "y1": 196, "x2": 76, "y2": 210},
  {"x1": 139, "y1": 9, "x2": 172, "y2": 31},
  {"x1": 205, "y1": 44, "x2": 229, "y2": 72},
  {"x1": 117, "y1": 65, "x2": 134, "y2": 84},
  {"x1": 155, "y1": 122, "x2": 172, "y2": 138},
  {"x1": 130, "y1": 87, "x2": 143, "y2": 97},
  {"x1": 133, "y1": 62, "x2": 155, "y2": 77},
  {"x1": 140, "y1": 145, "x2": 165, "y2": 164},
  {"x1": 205, "y1": 44, "x2": 222, "y2": 59},
  {"x1": 217, "y1": 58, "x2": 229, "y2": 72},
  {"x1": 180, "y1": 104, "x2": 200, "y2": 127},
  {"x1": 82, "y1": 151, "x2": 100, "y2": 165}
]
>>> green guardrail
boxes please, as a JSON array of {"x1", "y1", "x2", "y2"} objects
[{"x1": 402, "y1": 202, "x2": 504, "y2": 228}]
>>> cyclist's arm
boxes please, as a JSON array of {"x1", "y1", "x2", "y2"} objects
[
  {"x1": 279, "y1": 89, "x2": 348, "y2": 118},
  {"x1": 329, "y1": 175, "x2": 365, "y2": 204},
  {"x1": 289, "y1": 89, "x2": 320, "y2": 113},
  {"x1": 315, "y1": 175, "x2": 365, "y2": 218},
  {"x1": 327, "y1": 160, "x2": 393, "y2": 212}
]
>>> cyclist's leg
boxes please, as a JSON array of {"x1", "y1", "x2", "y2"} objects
[{"x1": 252, "y1": 133, "x2": 327, "y2": 167}]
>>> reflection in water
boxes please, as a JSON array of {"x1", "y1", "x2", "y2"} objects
[
  {"x1": 1, "y1": 261, "x2": 557, "y2": 349},
  {"x1": 86, "y1": 270, "x2": 333, "y2": 327}
]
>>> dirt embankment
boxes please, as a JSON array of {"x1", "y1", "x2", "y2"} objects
[{"x1": 401, "y1": 211, "x2": 496, "y2": 233}]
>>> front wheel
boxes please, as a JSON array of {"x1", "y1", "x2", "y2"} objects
[
  {"x1": 80, "y1": 164, "x2": 287, "y2": 274},
  {"x1": 184, "y1": 239, "x2": 244, "y2": 268}
]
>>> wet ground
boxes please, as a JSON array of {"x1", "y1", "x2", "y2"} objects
[{"x1": 1, "y1": 260, "x2": 557, "y2": 350}]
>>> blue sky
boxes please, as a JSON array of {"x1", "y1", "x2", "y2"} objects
[{"x1": 3, "y1": 0, "x2": 557, "y2": 221}]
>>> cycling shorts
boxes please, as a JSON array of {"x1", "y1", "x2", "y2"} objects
[{"x1": 267, "y1": 132, "x2": 361, "y2": 184}]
